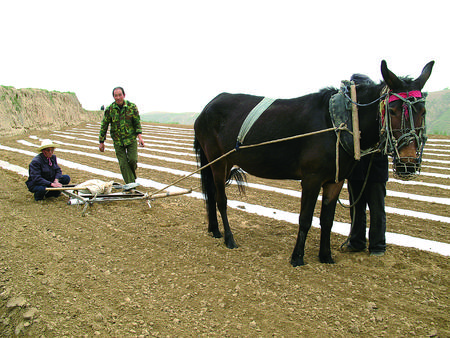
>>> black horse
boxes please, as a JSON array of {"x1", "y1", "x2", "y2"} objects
[{"x1": 194, "y1": 60, "x2": 434, "y2": 266}]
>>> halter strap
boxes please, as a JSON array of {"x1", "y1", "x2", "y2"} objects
[
  {"x1": 388, "y1": 90, "x2": 425, "y2": 118},
  {"x1": 388, "y1": 90, "x2": 422, "y2": 103}
]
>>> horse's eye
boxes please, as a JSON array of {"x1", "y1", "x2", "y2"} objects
[
  {"x1": 420, "y1": 105, "x2": 426, "y2": 116},
  {"x1": 414, "y1": 104, "x2": 426, "y2": 117},
  {"x1": 389, "y1": 108, "x2": 396, "y2": 116}
]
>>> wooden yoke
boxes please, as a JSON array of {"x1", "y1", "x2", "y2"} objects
[{"x1": 350, "y1": 83, "x2": 361, "y2": 160}]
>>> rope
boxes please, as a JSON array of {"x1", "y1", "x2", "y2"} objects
[
  {"x1": 338, "y1": 153, "x2": 374, "y2": 209},
  {"x1": 339, "y1": 153, "x2": 375, "y2": 249},
  {"x1": 344, "y1": 90, "x2": 387, "y2": 107},
  {"x1": 149, "y1": 125, "x2": 347, "y2": 196},
  {"x1": 335, "y1": 128, "x2": 341, "y2": 183},
  {"x1": 148, "y1": 148, "x2": 236, "y2": 197}
]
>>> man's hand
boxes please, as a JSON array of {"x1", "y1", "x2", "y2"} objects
[
  {"x1": 51, "y1": 179, "x2": 62, "y2": 188},
  {"x1": 138, "y1": 134, "x2": 145, "y2": 147},
  {"x1": 99, "y1": 143, "x2": 105, "y2": 152}
]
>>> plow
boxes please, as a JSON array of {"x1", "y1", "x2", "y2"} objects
[{"x1": 46, "y1": 180, "x2": 192, "y2": 216}]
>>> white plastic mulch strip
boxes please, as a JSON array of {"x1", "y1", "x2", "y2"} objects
[{"x1": 0, "y1": 144, "x2": 448, "y2": 257}]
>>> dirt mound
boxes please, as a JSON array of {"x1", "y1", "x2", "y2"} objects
[{"x1": 0, "y1": 86, "x2": 102, "y2": 136}]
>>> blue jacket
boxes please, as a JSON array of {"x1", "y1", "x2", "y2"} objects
[{"x1": 25, "y1": 153, "x2": 63, "y2": 191}]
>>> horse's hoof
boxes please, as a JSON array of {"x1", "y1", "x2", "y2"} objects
[
  {"x1": 319, "y1": 255, "x2": 335, "y2": 264},
  {"x1": 225, "y1": 236, "x2": 238, "y2": 249},
  {"x1": 290, "y1": 257, "x2": 305, "y2": 267},
  {"x1": 225, "y1": 240, "x2": 238, "y2": 249},
  {"x1": 209, "y1": 230, "x2": 222, "y2": 238}
]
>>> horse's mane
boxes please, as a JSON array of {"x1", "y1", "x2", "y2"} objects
[
  {"x1": 356, "y1": 75, "x2": 418, "y2": 94},
  {"x1": 318, "y1": 87, "x2": 338, "y2": 106},
  {"x1": 310, "y1": 75, "x2": 418, "y2": 109}
]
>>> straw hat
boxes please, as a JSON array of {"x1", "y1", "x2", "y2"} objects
[{"x1": 38, "y1": 139, "x2": 59, "y2": 151}]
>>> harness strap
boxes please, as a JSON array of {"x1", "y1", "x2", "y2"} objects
[{"x1": 236, "y1": 97, "x2": 276, "y2": 148}]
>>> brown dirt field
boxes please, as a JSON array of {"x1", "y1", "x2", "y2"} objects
[{"x1": 0, "y1": 123, "x2": 449, "y2": 337}]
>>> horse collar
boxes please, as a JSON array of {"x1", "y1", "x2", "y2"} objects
[{"x1": 329, "y1": 81, "x2": 359, "y2": 157}]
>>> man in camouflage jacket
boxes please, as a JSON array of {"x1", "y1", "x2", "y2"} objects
[{"x1": 99, "y1": 87, "x2": 145, "y2": 184}]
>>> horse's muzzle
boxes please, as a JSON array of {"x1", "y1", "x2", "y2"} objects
[
  {"x1": 393, "y1": 156, "x2": 421, "y2": 180},
  {"x1": 393, "y1": 142, "x2": 422, "y2": 180}
]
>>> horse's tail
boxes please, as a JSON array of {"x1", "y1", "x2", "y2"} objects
[
  {"x1": 226, "y1": 167, "x2": 247, "y2": 195},
  {"x1": 194, "y1": 137, "x2": 247, "y2": 201},
  {"x1": 194, "y1": 137, "x2": 216, "y2": 206}
]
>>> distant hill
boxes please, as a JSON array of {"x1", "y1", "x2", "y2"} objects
[
  {"x1": 425, "y1": 89, "x2": 450, "y2": 135},
  {"x1": 140, "y1": 112, "x2": 199, "y2": 126},
  {"x1": 141, "y1": 89, "x2": 450, "y2": 135},
  {"x1": 0, "y1": 86, "x2": 103, "y2": 136}
]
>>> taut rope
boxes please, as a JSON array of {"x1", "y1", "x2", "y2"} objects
[{"x1": 150, "y1": 124, "x2": 350, "y2": 196}]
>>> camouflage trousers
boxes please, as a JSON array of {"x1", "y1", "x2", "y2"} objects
[{"x1": 113, "y1": 140, "x2": 138, "y2": 184}]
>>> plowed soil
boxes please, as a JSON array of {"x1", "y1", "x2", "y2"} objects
[{"x1": 0, "y1": 123, "x2": 448, "y2": 337}]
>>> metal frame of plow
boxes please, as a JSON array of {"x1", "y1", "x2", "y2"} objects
[{"x1": 47, "y1": 185, "x2": 192, "y2": 216}]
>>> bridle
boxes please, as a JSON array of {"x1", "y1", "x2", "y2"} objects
[
  {"x1": 344, "y1": 84, "x2": 428, "y2": 180},
  {"x1": 380, "y1": 88, "x2": 427, "y2": 180}
]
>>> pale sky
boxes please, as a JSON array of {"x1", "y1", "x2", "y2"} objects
[{"x1": 1, "y1": 0, "x2": 448, "y2": 114}]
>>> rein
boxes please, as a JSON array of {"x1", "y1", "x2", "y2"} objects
[{"x1": 344, "y1": 90, "x2": 388, "y2": 107}]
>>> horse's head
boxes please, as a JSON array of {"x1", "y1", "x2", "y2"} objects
[{"x1": 380, "y1": 60, "x2": 434, "y2": 180}]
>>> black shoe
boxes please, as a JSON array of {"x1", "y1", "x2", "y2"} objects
[
  {"x1": 123, "y1": 182, "x2": 140, "y2": 191},
  {"x1": 369, "y1": 251, "x2": 385, "y2": 257}
]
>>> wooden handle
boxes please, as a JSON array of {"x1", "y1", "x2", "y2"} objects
[
  {"x1": 149, "y1": 188, "x2": 192, "y2": 199},
  {"x1": 350, "y1": 84, "x2": 361, "y2": 160},
  {"x1": 46, "y1": 187, "x2": 78, "y2": 191}
]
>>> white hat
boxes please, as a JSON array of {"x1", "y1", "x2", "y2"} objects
[{"x1": 38, "y1": 139, "x2": 59, "y2": 151}]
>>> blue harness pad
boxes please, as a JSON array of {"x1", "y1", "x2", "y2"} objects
[{"x1": 236, "y1": 97, "x2": 276, "y2": 146}]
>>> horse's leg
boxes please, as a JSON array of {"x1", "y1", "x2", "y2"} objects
[
  {"x1": 217, "y1": 184, "x2": 237, "y2": 249},
  {"x1": 291, "y1": 178, "x2": 321, "y2": 267},
  {"x1": 318, "y1": 181, "x2": 345, "y2": 264},
  {"x1": 207, "y1": 191, "x2": 221, "y2": 239},
  {"x1": 201, "y1": 159, "x2": 221, "y2": 238},
  {"x1": 212, "y1": 163, "x2": 237, "y2": 249}
]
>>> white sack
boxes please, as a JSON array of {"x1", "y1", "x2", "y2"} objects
[{"x1": 74, "y1": 179, "x2": 114, "y2": 195}]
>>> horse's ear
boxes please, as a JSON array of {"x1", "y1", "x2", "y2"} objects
[
  {"x1": 381, "y1": 60, "x2": 404, "y2": 90},
  {"x1": 416, "y1": 61, "x2": 435, "y2": 90}
]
